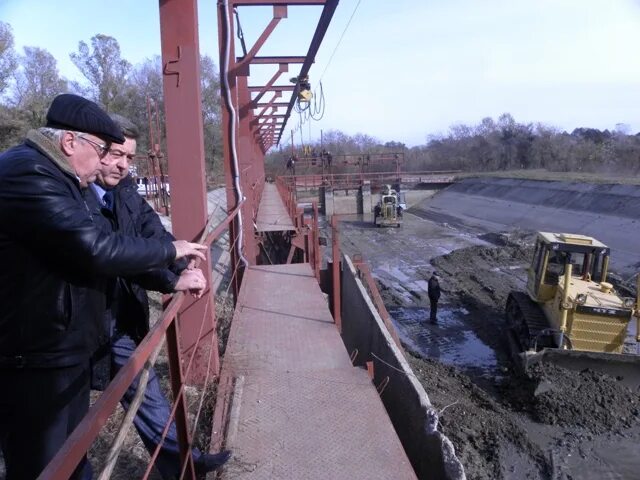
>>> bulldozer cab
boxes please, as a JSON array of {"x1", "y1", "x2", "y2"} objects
[{"x1": 527, "y1": 232, "x2": 610, "y2": 302}]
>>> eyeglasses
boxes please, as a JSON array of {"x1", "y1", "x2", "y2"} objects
[
  {"x1": 77, "y1": 134, "x2": 109, "y2": 158},
  {"x1": 107, "y1": 149, "x2": 136, "y2": 162}
]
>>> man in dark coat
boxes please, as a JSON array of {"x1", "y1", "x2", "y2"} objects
[
  {"x1": 87, "y1": 114, "x2": 230, "y2": 478},
  {"x1": 0, "y1": 94, "x2": 207, "y2": 480},
  {"x1": 428, "y1": 272, "x2": 441, "y2": 323}
]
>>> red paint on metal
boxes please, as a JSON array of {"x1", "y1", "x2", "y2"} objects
[
  {"x1": 159, "y1": 0, "x2": 218, "y2": 385},
  {"x1": 165, "y1": 313, "x2": 197, "y2": 478},
  {"x1": 280, "y1": 170, "x2": 460, "y2": 189},
  {"x1": 312, "y1": 201, "x2": 320, "y2": 280},
  {"x1": 331, "y1": 215, "x2": 342, "y2": 332},
  {"x1": 366, "y1": 360, "x2": 374, "y2": 379}
]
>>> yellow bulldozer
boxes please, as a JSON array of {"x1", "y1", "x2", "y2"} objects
[
  {"x1": 505, "y1": 232, "x2": 640, "y2": 386},
  {"x1": 373, "y1": 185, "x2": 402, "y2": 228}
]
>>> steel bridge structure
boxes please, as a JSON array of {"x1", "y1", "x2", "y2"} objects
[{"x1": 36, "y1": 1, "x2": 441, "y2": 479}]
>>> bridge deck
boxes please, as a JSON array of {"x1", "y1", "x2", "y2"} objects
[
  {"x1": 216, "y1": 263, "x2": 416, "y2": 479},
  {"x1": 256, "y1": 183, "x2": 295, "y2": 232}
]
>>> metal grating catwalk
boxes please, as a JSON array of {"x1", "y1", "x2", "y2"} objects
[
  {"x1": 217, "y1": 263, "x2": 416, "y2": 479},
  {"x1": 255, "y1": 183, "x2": 296, "y2": 232}
]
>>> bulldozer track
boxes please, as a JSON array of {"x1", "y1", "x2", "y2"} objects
[{"x1": 506, "y1": 291, "x2": 550, "y2": 351}]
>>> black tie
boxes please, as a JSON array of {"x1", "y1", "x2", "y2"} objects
[{"x1": 103, "y1": 191, "x2": 114, "y2": 211}]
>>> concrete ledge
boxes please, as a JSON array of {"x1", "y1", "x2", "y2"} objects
[{"x1": 340, "y1": 255, "x2": 466, "y2": 480}]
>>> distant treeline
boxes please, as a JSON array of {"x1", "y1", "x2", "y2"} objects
[
  {"x1": 2, "y1": 21, "x2": 638, "y2": 180},
  {"x1": 0, "y1": 22, "x2": 223, "y2": 181},
  {"x1": 267, "y1": 113, "x2": 640, "y2": 176}
]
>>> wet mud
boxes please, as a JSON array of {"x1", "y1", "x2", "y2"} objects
[{"x1": 334, "y1": 197, "x2": 640, "y2": 480}]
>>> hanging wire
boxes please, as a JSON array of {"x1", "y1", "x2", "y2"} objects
[
  {"x1": 309, "y1": 81, "x2": 326, "y2": 121},
  {"x1": 233, "y1": 8, "x2": 248, "y2": 57},
  {"x1": 319, "y1": 0, "x2": 363, "y2": 82}
]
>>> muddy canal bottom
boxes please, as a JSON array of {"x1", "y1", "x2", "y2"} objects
[{"x1": 389, "y1": 306, "x2": 501, "y2": 383}]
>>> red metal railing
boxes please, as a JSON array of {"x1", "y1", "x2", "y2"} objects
[
  {"x1": 39, "y1": 203, "x2": 244, "y2": 480},
  {"x1": 279, "y1": 170, "x2": 460, "y2": 189}
]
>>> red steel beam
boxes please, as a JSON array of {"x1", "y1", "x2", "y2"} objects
[
  {"x1": 248, "y1": 84, "x2": 295, "y2": 93},
  {"x1": 219, "y1": 0, "x2": 338, "y2": 271},
  {"x1": 159, "y1": 0, "x2": 219, "y2": 384},
  {"x1": 233, "y1": 8, "x2": 287, "y2": 75},
  {"x1": 331, "y1": 215, "x2": 341, "y2": 332},
  {"x1": 277, "y1": 0, "x2": 339, "y2": 143},
  {"x1": 255, "y1": 101, "x2": 290, "y2": 107},
  {"x1": 241, "y1": 55, "x2": 307, "y2": 64},
  {"x1": 255, "y1": 91, "x2": 282, "y2": 117}
]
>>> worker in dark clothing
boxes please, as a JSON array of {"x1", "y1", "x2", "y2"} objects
[
  {"x1": 286, "y1": 154, "x2": 296, "y2": 175},
  {"x1": 0, "y1": 94, "x2": 207, "y2": 480},
  {"x1": 87, "y1": 113, "x2": 230, "y2": 478},
  {"x1": 428, "y1": 272, "x2": 441, "y2": 323}
]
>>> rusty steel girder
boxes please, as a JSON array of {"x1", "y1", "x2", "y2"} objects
[{"x1": 217, "y1": 0, "x2": 339, "y2": 274}]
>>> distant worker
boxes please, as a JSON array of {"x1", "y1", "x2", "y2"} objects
[
  {"x1": 324, "y1": 149, "x2": 333, "y2": 168},
  {"x1": 286, "y1": 155, "x2": 296, "y2": 175},
  {"x1": 428, "y1": 272, "x2": 441, "y2": 323}
]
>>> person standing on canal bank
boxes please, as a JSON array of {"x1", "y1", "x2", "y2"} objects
[{"x1": 428, "y1": 272, "x2": 441, "y2": 323}]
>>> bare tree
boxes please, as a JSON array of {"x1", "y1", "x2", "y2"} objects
[
  {"x1": 0, "y1": 22, "x2": 18, "y2": 96},
  {"x1": 200, "y1": 55, "x2": 222, "y2": 177},
  {"x1": 70, "y1": 34, "x2": 131, "y2": 111},
  {"x1": 12, "y1": 47, "x2": 67, "y2": 127}
]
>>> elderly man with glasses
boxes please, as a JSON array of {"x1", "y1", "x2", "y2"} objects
[
  {"x1": 0, "y1": 94, "x2": 208, "y2": 480},
  {"x1": 85, "y1": 114, "x2": 230, "y2": 478}
]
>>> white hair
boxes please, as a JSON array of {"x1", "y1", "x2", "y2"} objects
[{"x1": 38, "y1": 127, "x2": 84, "y2": 143}]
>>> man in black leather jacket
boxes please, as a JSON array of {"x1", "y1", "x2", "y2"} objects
[
  {"x1": 87, "y1": 114, "x2": 230, "y2": 478},
  {"x1": 0, "y1": 94, "x2": 207, "y2": 480}
]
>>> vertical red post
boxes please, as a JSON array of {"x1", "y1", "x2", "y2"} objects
[
  {"x1": 312, "y1": 201, "x2": 320, "y2": 281},
  {"x1": 159, "y1": 0, "x2": 219, "y2": 383},
  {"x1": 331, "y1": 215, "x2": 341, "y2": 332}
]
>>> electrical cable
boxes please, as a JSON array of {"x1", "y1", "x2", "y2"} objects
[
  {"x1": 309, "y1": 81, "x2": 326, "y2": 121},
  {"x1": 319, "y1": 0, "x2": 363, "y2": 82},
  {"x1": 222, "y1": 0, "x2": 249, "y2": 267},
  {"x1": 233, "y1": 8, "x2": 248, "y2": 57}
]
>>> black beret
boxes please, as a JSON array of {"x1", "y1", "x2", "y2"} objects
[{"x1": 46, "y1": 94, "x2": 125, "y2": 144}]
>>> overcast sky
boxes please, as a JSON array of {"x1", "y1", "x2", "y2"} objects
[{"x1": 2, "y1": 0, "x2": 640, "y2": 146}]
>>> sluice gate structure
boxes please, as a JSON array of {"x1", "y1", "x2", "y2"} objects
[{"x1": 38, "y1": 1, "x2": 463, "y2": 479}]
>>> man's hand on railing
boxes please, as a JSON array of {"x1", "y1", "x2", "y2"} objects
[
  {"x1": 172, "y1": 240, "x2": 207, "y2": 262},
  {"x1": 174, "y1": 268, "x2": 208, "y2": 298}
]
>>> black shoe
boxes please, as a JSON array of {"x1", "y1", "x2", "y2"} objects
[{"x1": 194, "y1": 450, "x2": 232, "y2": 474}]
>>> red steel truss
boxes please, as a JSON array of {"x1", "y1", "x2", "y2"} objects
[{"x1": 217, "y1": 0, "x2": 340, "y2": 281}]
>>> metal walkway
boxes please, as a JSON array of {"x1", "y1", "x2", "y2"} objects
[
  {"x1": 217, "y1": 263, "x2": 416, "y2": 479},
  {"x1": 256, "y1": 183, "x2": 295, "y2": 232}
]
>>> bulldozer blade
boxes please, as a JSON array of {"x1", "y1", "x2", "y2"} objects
[{"x1": 521, "y1": 348, "x2": 640, "y2": 390}]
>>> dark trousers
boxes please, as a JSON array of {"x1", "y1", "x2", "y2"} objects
[
  {"x1": 429, "y1": 299, "x2": 438, "y2": 322},
  {"x1": 112, "y1": 332, "x2": 203, "y2": 480},
  {"x1": 0, "y1": 364, "x2": 92, "y2": 480}
]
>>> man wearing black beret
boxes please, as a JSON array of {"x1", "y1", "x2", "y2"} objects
[{"x1": 0, "y1": 94, "x2": 208, "y2": 480}]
